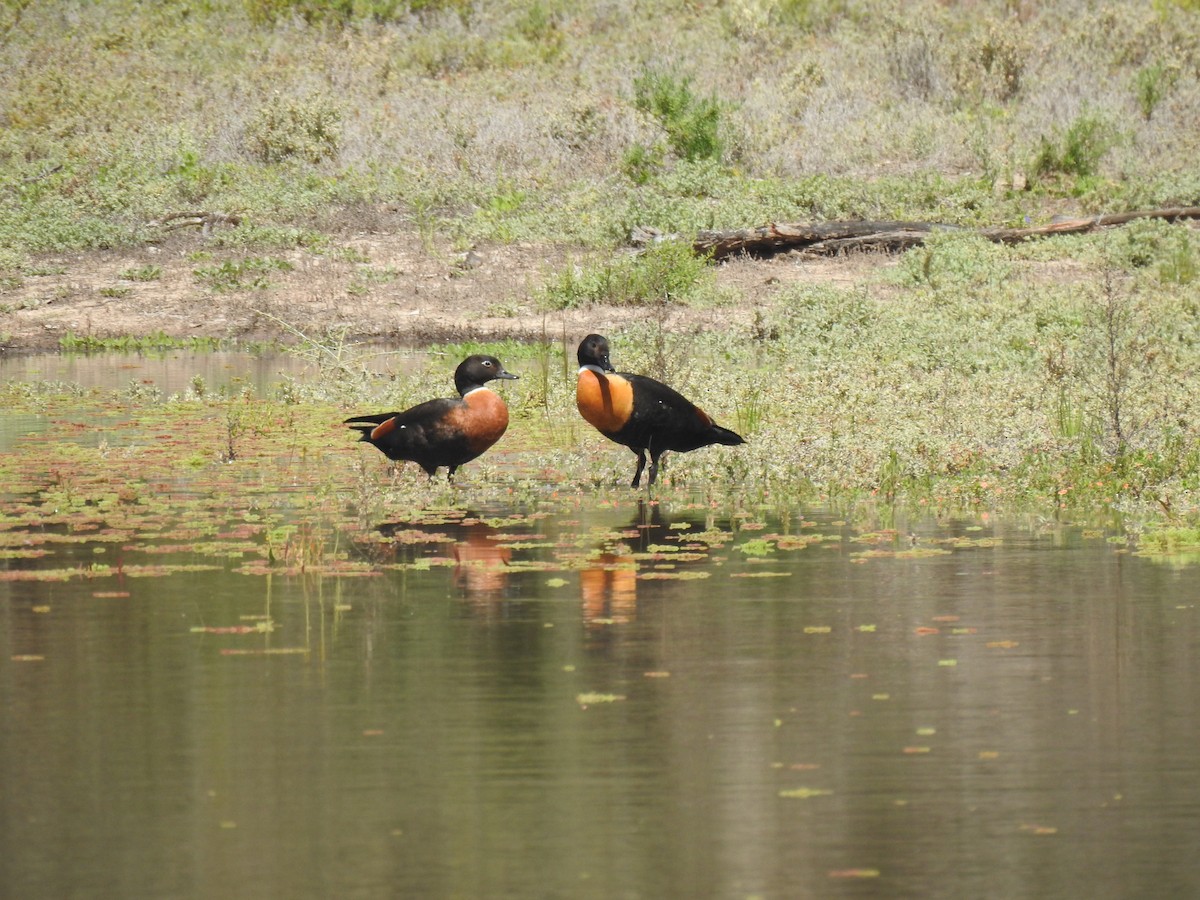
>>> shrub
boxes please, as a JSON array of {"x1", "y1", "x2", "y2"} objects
[
  {"x1": 885, "y1": 20, "x2": 942, "y2": 101},
  {"x1": 193, "y1": 257, "x2": 295, "y2": 292},
  {"x1": 120, "y1": 265, "x2": 163, "y2": 282},
  {"x1": 244, "y1": 95, "x2": 343, "y2": 165},
  {"x1": 1030, "y1": 111, "x2": 1119, "y2": 183},
  {"x1": 538, "y1": 241, "x2": 717, "y2": 310},
  {"x1": 632, "y1": 69, "x2": 724, "y2": 165},
  {"x1": 0, "y1": 247, "x2": 27, "y2": 283},
  {"x1": 1133, "y1": 61, "x2": 1178, "y2": 121},
  {"x1": 622, "y1": 143, "x2": 663, "y2": 186},
  {"x1": 896, "y1": 231, "x2": 1013, "y2": 290},
  {"x1": 952, "y1": 21, "x2": 1026, "y2": 103}
]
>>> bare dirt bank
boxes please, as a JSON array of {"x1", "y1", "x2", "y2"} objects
[{"x1": 0, "y1": 230, "x2": 894, "y2": 352}]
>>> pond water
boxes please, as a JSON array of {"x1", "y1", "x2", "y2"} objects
[
  {"x1": 2, "y1": 354, "x2": 1200, "y2": 899},
  {"x1": 0, "y1": 349, "x2": 312, "y2": 396}
]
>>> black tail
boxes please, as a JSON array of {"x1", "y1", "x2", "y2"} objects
[
  {"x1": 344, "y1": 412, "x2": 393, "y2": 443},
  {"x1": 347, "y1": 424, "x2": 375, "y2": 443}
]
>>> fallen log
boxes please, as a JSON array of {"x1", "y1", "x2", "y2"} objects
[{"x1": 689, "y1": 206, "x2": 1200, "y2": 260}]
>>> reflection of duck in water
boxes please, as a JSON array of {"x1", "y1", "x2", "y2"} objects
[
  {"x1": 451, "y1": 520, "x2": 511, "y2": 597},
  {"x1": 580, "y1": 549, "x2": 637, "y2": 624},
  {"x1": 581, "y1": 502, "x2": 704, "y2": 624},
  {"x1": 374, "y1": 514, "x2": 511, "y2": 600}
]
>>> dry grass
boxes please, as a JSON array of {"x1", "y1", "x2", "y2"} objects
[{"x1": 1, "y1": 0, "x2": 1198, "y2": 262}]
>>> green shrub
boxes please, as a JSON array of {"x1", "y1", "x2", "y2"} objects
[
  {"x1": 205, "y1": 224, "x2": 327, "y2": 252},
  {"x1": 120, "y1": 265, "x2": 162, "y2": 282},
  {"x1": 622, "y1": 143, "x2": 663, "y2": 186},
  {"x1": 1107, "y1": 219, "x2": 1197, "y2": 284},
  {"x1": 244, "y1": 95, "x2": 343, "y2": 165},
  {"x1": 768, "y1": 0, "x2": 849, "y2": 31},
  {"x1": 1031, "y1": 110, "x2": 1119, "y2": 182},
  {"x1": 1133, "y1": 61, "x2": 1178, "y2": 121},
  {"x1": 0, "y1": 247, "x2": 27, "y2": 282},
  {"x1": 538, "y1": 241, "x2": 717, "y2": 310},
  {"x1": 513, "y1": 2, "x2": 565, "y2": 60},
  {"x1": 632, "y1": 69, "x2": 725, "y2": 165},
  {"x1": 167, "y1": 149, "x2": 229, "y2": 205},
  {"x1": 896, "y1": 231, "x2": 1013, "y2": 290}
]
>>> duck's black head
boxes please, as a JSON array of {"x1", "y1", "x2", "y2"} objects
[
  {"x1": 577, "y1": 334, "x2": 614, "y2": 372},
  {"x1": 454, "y1": 355, "x2": 518, "y2": 395}
]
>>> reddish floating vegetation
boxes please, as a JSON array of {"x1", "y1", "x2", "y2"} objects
[
  {"x1": 383, "y1": 529, "x2": 455, "y2": 545},
  {"x1": 191, "y1": 624, "x2": 274, "y2": 634},
  {"x1": 120, "y1": 564, "x2": 224, "y2": 578},
  {"x1": 124, "y1": 541, "x2": 260, "y2": 556},
  {"x1": 235, "y1": 561, "x2": 381, "y2": 577},
  {"x1": 0, "y1": 569, "x2": 85, "y2": 582}
]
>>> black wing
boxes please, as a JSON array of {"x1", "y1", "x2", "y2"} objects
[
  {"x1": 622, "y1": 373, "x2": 743, "y2": 451},
  {"x1": 345, "y1": 398, "x2": 460, "y2": 451}
]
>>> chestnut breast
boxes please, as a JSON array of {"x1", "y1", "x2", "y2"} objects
[
  {"x1": 447, "y1": 388, "x2": 510, "y2": 454},
  {"x1": 576, "y1": 369, "x2": 634, "y2": 435}
]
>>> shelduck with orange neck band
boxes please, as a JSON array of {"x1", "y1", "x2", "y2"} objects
[{"x1": 575, "y1": 333, "x2": 745, "y2": 487}]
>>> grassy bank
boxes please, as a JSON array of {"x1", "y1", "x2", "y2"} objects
[
  {"x1": 282, "y1": 224, "x2": 1200, "y2": 526},
  {"x1": 6, "y1": 219, "x2": 1198, "y2": 539}
]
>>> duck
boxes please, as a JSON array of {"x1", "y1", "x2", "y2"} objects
[
  {"x1": 345, "y1": 354, "x2": 518, "y2": 479},
  {"x1": 575, "y1": 333, "x2": 745, "y2": 487}
]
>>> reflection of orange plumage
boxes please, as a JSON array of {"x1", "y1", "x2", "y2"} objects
[
  {"x1": 581, "y1": 551, "x2": 637, "y2": 623},
  {"x1": 452, "y1": 523, "x2": 511, "y2": 596}
]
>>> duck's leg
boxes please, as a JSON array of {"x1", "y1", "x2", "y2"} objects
[
  {"x1": 647, "y1": 449, "x2": 666, "y2": 486},
  {"x1": 631, "y1": 449, "x2": 647, "y2": 488}
]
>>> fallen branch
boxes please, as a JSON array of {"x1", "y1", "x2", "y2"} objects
[
  {"x1": 688, "y1": 206, "x2": 1200, "y2": 260},
  {"x1": 980, "y1": 207, "x2": 1200, "y2": 243},
  {"x1": 150, "y1": 211, "x2": 243, "y2": 235}
]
